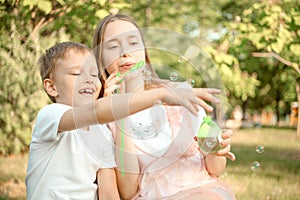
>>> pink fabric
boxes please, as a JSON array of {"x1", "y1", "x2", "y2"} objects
[
  {"x1": 110, "y1": 105, "x2": 236, "y2": 200},
  {"x1": 132, "y1": 106, "x2": 236, "y2": 200}
]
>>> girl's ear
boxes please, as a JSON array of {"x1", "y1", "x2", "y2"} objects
[{"x1": 44, "y1": 79, "x2": 58, "y2": 98}]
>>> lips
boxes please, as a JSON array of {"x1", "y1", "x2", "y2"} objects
[{"x1": 120, "y1": 62, "x2": 135, "y2": 70}]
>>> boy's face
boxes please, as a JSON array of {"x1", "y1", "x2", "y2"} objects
[{"x1": 52, "y1": 49, "x2": 101, "y2": 107}]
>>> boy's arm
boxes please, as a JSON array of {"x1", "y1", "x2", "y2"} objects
[
  {"x1": 115, "y1": 120, "x2": 139, "y2": 200},
  {"x1": 58, "y1": 87, "x2": 202, "y2": 132},
  {"x1": 97, "y1": 168, "x2": 120, "y2": 200}
]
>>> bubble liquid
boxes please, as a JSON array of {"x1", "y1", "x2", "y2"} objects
[{"x1": 197, "y1": 116, "x2": 223, "y2": 154}]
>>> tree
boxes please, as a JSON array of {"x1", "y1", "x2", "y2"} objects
[
  {"x1": 124, "y1": 0, "x2": 259, "y2": 117},
  {"x1": 226, "y1": 0, "x2": 300, "y2": 135},
  {"x1": 0, "y1": 0, "x2": 129, "y2": 154}
]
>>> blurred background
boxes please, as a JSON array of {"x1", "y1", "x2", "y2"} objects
[{"x1": 0, "y1": 0, "x2": 299, "y2": 199}]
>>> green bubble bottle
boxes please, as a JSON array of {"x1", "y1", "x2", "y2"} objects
[{"x1": 197, "y1": 116, "x2": 223, "y2": 154}]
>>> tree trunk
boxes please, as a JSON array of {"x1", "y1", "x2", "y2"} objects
[
  {"x1": 241, "y1": 100, "x2": 248, "y2": 121},
  {"x1": 145, "y1": 0, "x2": 152, "y2": 27},
  {"x1": 296, "y1": 81, "x2": 300, "y2": 138},
  {"x1": 275, "y1": 91, "x2": 280, "y2": 126}
]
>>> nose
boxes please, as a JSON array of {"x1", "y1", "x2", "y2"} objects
[
  {"x1": 120, "y1": 51, "x2": 132, "y2": 57},
  {"x1": 84, "y1": 74, "x2": 95, "y2": 84},
  {"x1": 120, "y1": 45, "x2": 132, "y2": 57},
  {"x1": 84, "y1": 79, "x2": 94, "y2": 85}
]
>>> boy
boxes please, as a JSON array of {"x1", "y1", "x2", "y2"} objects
[{"x1": 25, "y1": 41, "x2": 202, "y2": 199}]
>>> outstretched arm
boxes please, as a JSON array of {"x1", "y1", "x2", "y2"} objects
[{"x1": 58, "y1": 86, "x2": 203, "y2": 132}]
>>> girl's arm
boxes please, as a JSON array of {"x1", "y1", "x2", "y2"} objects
[
  {"x1": 97, "y1": 168, "x2": 120, "y2": 200},
  {"x1": 204, "y1": 154, "x2": 227, "y2": 177},
  {"x1": 204, "y1": 129, "x2": 236, "y2": 176},
  {"x1": 58, "y1": 86, "x2": 202, "y2": 132},
  {"x1": 114, "y1": 120, "x2": 140, "y2": 199}
]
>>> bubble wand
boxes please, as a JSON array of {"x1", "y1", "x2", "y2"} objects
[
  {"x1": 115, "y1": 60, "x2": 145, "y2": 176},
  {"x1": 116, "y1": 60, "x2": 145, "y2": 77}
]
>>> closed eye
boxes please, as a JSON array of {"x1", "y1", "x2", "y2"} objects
[
  {"x1": 130, "y1": 41, "x2": 139, "y2": 45},
  {"x1": 108, "y1": 45, "x2": 120, "y2": 49}
]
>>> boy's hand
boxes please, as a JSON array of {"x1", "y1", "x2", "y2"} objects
[
  {"x1": 145, "y1": 78, "x2": 222, "y2": 113},
  {"x1": 192, "y1": 88, "x2": 221, "y2": 112}
]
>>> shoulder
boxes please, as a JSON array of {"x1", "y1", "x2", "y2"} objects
[
  {"x1": 33, "y1": 103, "x2": 72, "y2": 139},
  {"x1": 38, "y1": 103, "x2": 72, "y2": 114},
  {"x1": 37, "y1": 103, "x2": 72, "y2": 120}
]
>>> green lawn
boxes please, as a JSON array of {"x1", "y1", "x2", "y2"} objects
[
  {"x1": 223, "y1": 127, "x2": 300, "y2": 200},
  {"x1": 0, "y1": 128, "x2": 299, "y2": 199}
]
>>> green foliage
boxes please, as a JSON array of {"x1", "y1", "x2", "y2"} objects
[
  {"x1": 0, "y1": 22, "x2": 45, "y2": 154},
  {"x1": 0, "y1": 0, "x2": 129, "y2": 155},
  {"x1": 206, "y1": 47, "x2": 259, "y2": 102},
  {"x1": 0, "y1": 0, "x2": 299, "y2": 154},
  {"x1": 0, "y1": 19, "x2": 74, "y2": 155},
  {"x1": 222, "y1": 0, "x2": 300, "y2": 119}
]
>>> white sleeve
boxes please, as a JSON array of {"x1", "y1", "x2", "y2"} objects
[{"x1": 32, "y1": 103, "x2": 72, "y2": 142}]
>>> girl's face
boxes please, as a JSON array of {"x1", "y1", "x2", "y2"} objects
[{"x1": 102, "y1": 20, "x2": 146, "y2": 77}]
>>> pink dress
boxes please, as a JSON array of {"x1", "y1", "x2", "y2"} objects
[{"x1": 112, "y1": 105, "x2": 236, "y2": 200}]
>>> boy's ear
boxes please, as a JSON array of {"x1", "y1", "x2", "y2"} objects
[{"x1": 44, "y1": 79, "x2": 58, "y2": 98}]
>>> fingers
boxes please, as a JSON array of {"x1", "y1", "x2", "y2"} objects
[
  {"x1": 206, "y1": 88, "x2": 222, "y2": 94},
  {"x1": 221, "y1": 129, "x2": 233, "y2": 139},
  {"x1": 196, "y1": 98, "x2": 214, "y2": 112},
  {"x1": 180, "y1": 99, "x2": 199, "y2": 116},
  {"x1": 105, "y1": 72, "x2": 123, "y2": 89},
  {"x1": 215, "y1": 129, "x2": 236, "y2": 161},
  {"x1": 104, "y1": 72, "x2": 124, "y2": 96},
  {"x1": 104, "y1": 84, "x2": 121, "y2": 96},
  {"x1": 186, "y1": 103, "x2": 198, "y2": 116},
  {"x1": 225, "y1": 152, "x2": 236, "y2": 161},
  {"x1": 164, "y1": 87, "x2": 199, "y2": 116},
  {"x1": 193, "y1": 88, "x2": 221, "y2": 104}
]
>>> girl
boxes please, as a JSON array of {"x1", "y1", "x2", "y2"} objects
[{"x1": 93, "y1": 14, "x2": 236, "y2": 200}]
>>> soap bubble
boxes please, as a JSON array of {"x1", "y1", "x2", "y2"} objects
[
  {"x1": 188, "y1": 79, "x2": 195, "y2": 87},
  {"x1": 256, "y1": 145, "x2": 265, "y2": 154},
  {"x1": 142, "y1": 69, "x2": 152, "y2": 81},
  {"x1": 250, "y1": 161, "x2": 261, "y2": 171},
  {"x1": 206, "y1": 137, "x2": 218, "y2": 148},
  {"x1": 169, "y1": 71, "x2": 178, "y2": 81},
  {"x1": 178, "y1": 56, "x2": 186, "y2": 63}
]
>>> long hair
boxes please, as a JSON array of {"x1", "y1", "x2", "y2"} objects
[{"x1": 92, "y1": 14, "x2": 158, "y2": 97}]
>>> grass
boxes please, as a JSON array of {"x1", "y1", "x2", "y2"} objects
[
  {"x1": 223, "y1": 127, "x2": 300, "y2": 200},
  {"x1": 0, "y1": 127, "x2": 299, "y2": 199},
  {"x1": 0, "y1": 154, "x2": 27, "y2": 200}
]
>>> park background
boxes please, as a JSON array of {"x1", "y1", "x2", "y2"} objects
[{"x1": 0, "y1": 0, "x2": 299, "y2": 199}]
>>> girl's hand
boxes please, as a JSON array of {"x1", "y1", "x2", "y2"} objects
[
  {"x1": 216, "y1": 129, "x2": 236, "y2": 161},
  {"x1": 104, "y1": 72, "x2": 123, "y2": 96}
]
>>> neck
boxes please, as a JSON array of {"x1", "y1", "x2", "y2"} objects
[{"x1": 125, "y1": 77, "x2": 144, "y2": 92}]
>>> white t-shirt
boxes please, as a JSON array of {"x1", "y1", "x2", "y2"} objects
[{"x1": 25, "y1": 103, "x2": 116, "y2": 200}]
